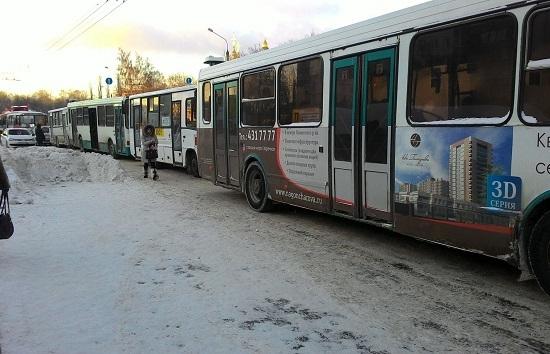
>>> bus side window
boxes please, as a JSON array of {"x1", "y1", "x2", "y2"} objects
[
  {"x1": 186, "y1": 97, "x2": 197, "y2": 128},
  {"x1": 522, "y1": 9, "x2": 550, "y2": 124},
  {"x1": 202, "y1": 82, "x2": 211, "y2": 123},
  {"x1": 241, "y1": 69, "x2": 276, "y2": 127},
  {"x1": 409, "y1": 15, "x2": 516, "y2": 123}
]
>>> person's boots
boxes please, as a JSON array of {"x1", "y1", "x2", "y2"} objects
[
  {"x1": 144, "y1": 167, "x2": 148, "y2": 178},
  {"x1": 153, "y1": 170, "x2": 158, "y2": 181}
]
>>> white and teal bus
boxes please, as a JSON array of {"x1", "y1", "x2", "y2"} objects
[
  {"x1": 48, "y1": 107, "x2": 69, "y2": 147},
  {"x1": 197, "y1": 0, "x2": 550, "y2": 294},
  {"x1": 129, "y1": 86, "x2": 199, "y2": 175},
  {"x1": 67, "y1": 97, "x2": 132, "y2": 157}
]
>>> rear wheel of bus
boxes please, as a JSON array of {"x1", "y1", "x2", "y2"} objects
[
  {"x1": 186, "y1": 151, "x2": 199, "y2": 177},
  {"x1": 245, "y1": 161, "x2": 272, "y2": 212},
  {"x1": 529, "y1": 211, "x2": 550, "y2": 295}
]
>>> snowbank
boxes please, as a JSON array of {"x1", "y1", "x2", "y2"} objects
[{"x1": 0, "y1": 146, "x2": 127, "y2": 204}]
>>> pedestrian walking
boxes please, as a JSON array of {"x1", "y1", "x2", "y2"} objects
[
  {"x1": 142, "y1": 124, "x2": 159, "y2": 180},
  {"x1": 35, "y1": 124, "x2": 45, "y2": 146}
]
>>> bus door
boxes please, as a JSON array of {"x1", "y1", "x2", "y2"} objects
[
  {"x1": 133, "y1": 101, "x2": 142, "y2": 157},
  {"x1": 61, "y1": 111, "x2": 67, "y2": 145},
  {"x1": 214, "y1": 81, "x2": 240, "y2": 187},
  {"x1": 331, "y1": 48, "x2": 395, "y2": 220},
  {"x1": 361, "y1": 49, "x2": 395, "y2": 221},
  {"x1": 88, "y1": 108, "x2": 99, "y2": 150},
  {"x1": 181, "y1": 92, "x2": 197, "y2": 166},
  {"x1": 71, "y1": 109, "x2": 78, "y2": 147},
  {"x1": 114, "y1": 106, "x2": 124, "y2": 154},
  {"x1": 171, "y1": 100, "x2": 183, "y2": 165}
]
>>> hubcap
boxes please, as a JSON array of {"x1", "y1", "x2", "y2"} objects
[{"x1": 248, "y1": 169, "x2": 264, "y2": 205}]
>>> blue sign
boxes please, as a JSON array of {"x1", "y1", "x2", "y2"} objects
[
  {"x1": 105, "y1": 77, "x2": 113, "y2": 85},
  {"x1": 487, "y1": 175, "x2": 522, "y2": 212}
]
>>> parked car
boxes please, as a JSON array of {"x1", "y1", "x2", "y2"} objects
[{"x1": 1, "y1": 128, "x2": 36, "y2": 147}]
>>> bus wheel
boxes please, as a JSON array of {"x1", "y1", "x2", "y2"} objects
[
  {"x1": 108, "y1": 139, "x2": 118, "y2": 159},
  {"x1": 245, "y1": 161, "x2": 272, "y2": 212},
  {"x1": 529, "y1": 211, "x2": 550, "y2": 295},
  {"x1": 188, "y1": 152, "x2": 199, "y2": 177}
]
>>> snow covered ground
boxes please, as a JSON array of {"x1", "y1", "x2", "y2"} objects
[{"x1": 0, "y1": 146, "x2": 549, "y2": 354}]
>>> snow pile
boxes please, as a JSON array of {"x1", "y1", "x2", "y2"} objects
[{"x1": 0, "y1": 146, "x2": 127, "y2": 204}]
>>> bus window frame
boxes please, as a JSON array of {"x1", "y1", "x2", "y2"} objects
[
  {"x1": 277, "y1": 56, "x2": 324, "y2": 128},
  {"x1": 406, "y1": 13, "x2": 518, "y2": 128},
  {"x1": 518, "y1": 4, "x2": 550, "y2": 126},
  {"x1": 240, "y1": 66, "x2": 277, "y2": 128}
]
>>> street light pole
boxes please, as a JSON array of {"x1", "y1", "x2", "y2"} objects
[{"x1": 208, "y1": 27, "x2": 229, "y2": 61}]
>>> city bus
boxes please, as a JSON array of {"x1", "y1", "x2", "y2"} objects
[
  {"x1": 67, "y1": 97, "x2": 132, "y2": 157},
  {"x1": 128, "y1": 86, "x2": 199, "y2": 175},
  {"x1": 0, "y1": 107, "x2": 48, "y2": 133},
  {"x1": 197, "y1": 0, "x2": 550, "y2": 294},
  {"x1": 48, "y1": 107, "x2": 69, "y2": 146}
]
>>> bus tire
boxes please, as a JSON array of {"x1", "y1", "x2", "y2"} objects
[
  {"x1": 108, "y1": 139, "x2": 118, "y2": 159},
  {"x1": 187, "y1": 151, "x2": 199, "y2": 177},
  {"x1": 529, "y1": 210, "x2": 550, "y2": 296},
  {"x1": 244, "y1": 161, "x2": 272, "y2": 212}
]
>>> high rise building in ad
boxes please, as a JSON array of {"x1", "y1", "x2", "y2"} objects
[{"x1": 449, "y1": 136, "x2": 493, "y2": 204}]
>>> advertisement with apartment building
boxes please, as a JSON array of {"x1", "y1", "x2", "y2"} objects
[{"x1": 394, "y1": 127, "x2": 516, "y2": 232}]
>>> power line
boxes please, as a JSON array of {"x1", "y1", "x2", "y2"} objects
[
  {"x1": 47, "y1": 0, "x2": 110, "y2": 51},
  {"x1": 57, "y1": 0, "x2": 128, "y2": 51}
]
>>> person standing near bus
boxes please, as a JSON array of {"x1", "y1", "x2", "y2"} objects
[
  {"x1": 142, "y1": 124, "x2": 159, "y2": 180},
  {"x1": 0, "y1": 154, "x2": 13, "y2": 239},
  {"x1": 34, "y1": 124, "x2": 45, "y2": 146}
]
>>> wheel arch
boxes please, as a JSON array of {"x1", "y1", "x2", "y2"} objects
[
  {"x1": 519, "y1": 192, "x2": 550, "y2": 274},
  {"x1": 185, "y1": 148, "x2": 197, "y2": 164},
  {"x1": 241, "y1": 154, "x2": 266, "y2": 192}
]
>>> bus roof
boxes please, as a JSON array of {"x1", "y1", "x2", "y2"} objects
[
  {"x1": 67, "y1": 97, "x2": 124, "y2": 109},
  {"x1": 3, "y1": 110, "x2": 46, "y2": 116},
  {"x1": 199, "y1": 0, "x2": 528, "y2": 80},
  {"x1": 128, "y1": 85, "x2": 197, "y2": 100},
  {"x1": 47, "y1": 107, "x2": 68, "y2": 114}
]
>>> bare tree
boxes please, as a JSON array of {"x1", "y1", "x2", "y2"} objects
[{"x1": 116, "y1": 48, "x2": 166, "y2": 96}]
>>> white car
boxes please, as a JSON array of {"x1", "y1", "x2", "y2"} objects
[{"x1": 1, "y1": 128, "x2": 36, "y2": 147}]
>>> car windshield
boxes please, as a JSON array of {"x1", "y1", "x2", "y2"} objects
[{"x1": 7, "y1": 129, "x2": 31, "y2": 135}]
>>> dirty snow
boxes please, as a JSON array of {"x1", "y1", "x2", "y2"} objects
[
  {"x1": 1, "y1": 146, "x2": 126, "y2": 204},
  {"x1": 0, "y1": 146, "x2": 549, "y2": 354}
]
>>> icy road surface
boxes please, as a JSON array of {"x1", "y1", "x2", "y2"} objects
[{"x1": 0, "y1": 147, "x2": 549, "y2": 354}]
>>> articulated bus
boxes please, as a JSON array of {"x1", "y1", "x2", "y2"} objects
[
  {"x1": 197, "y1": 0, "x2": 550, "y2": 294},
  {"x1": 67, "y1": 97, "x2": 132, "y2": 157},
  {"x1": 129, "y1": 86, "x2": 199, "y2": 175},
  {"x1": 48, "y1": 107, "x2": 69, "y2": 146},
  {"x1": 0, "y1": 108, "x2": 48, "y2": 133}
]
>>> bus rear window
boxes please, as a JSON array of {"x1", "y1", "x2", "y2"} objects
[
  {"x1": 409, "y1": 16, "x2": 516, "y2": 124},
  {"x1": 522, "y1": 9, "x2": 550, "y2": 124}
]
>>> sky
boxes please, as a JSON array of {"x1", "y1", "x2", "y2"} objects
[{"x1": 0, "y1": 0, "x2": 428, "y2": 95}]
